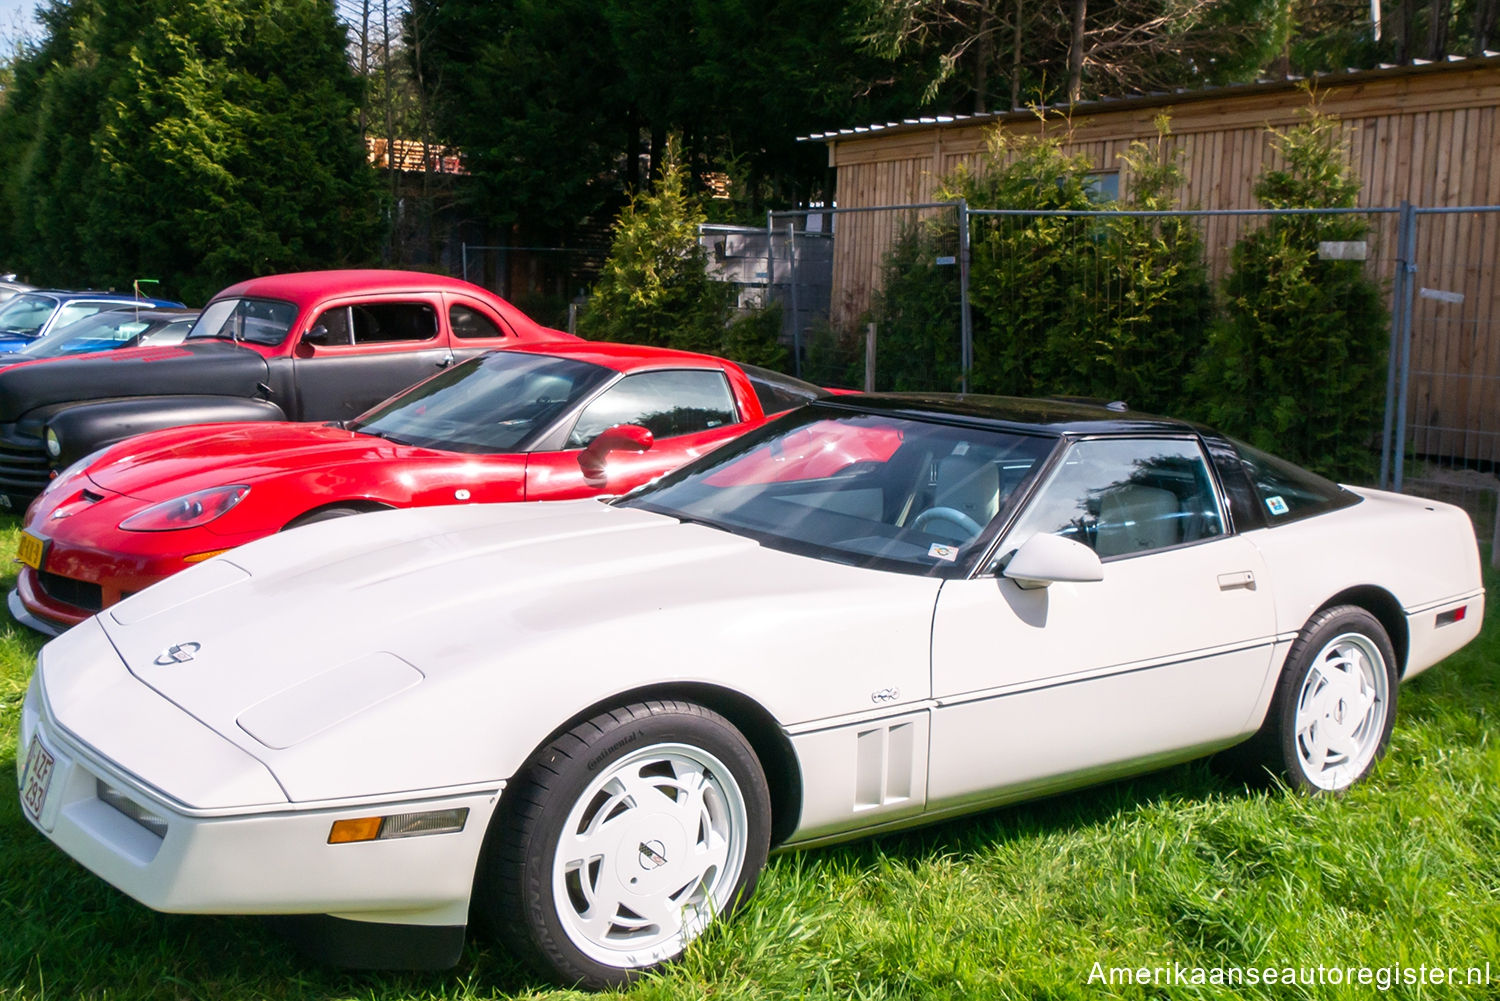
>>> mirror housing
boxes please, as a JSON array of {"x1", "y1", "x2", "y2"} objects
[
  {"x1": 1002, "y1": 533, "x2": 1103, "y2": 590},
  {"x1": 579, "y1": 423, "x2": 654, "y2": 482}
]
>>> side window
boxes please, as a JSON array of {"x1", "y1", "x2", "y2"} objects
[
  {"x1": 350, "y1": 302, "x2": 438, "y2": 344},
  {"x1": 450, "y1": 303, "x2": 507, "y2": 339},
  {"x1": 567, "y1": 370, "x2": 738, "y2": 447},
  {"x1": 1233, "y1": 439, "x2": 1359, "y2": 523},
  {"x1": 55, "y1": 303, "x2": 118, "y2": 328},
  {"x1": 1004, "y1": 437, "x2": 1225, "y2": 559},
  {"x1": 306, "y1": 306, "x2": 352, "y2": 345}
]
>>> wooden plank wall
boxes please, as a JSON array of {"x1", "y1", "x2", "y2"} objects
[{"x1": 824, "y1": 61, "x2": 1500, "y2": 462}]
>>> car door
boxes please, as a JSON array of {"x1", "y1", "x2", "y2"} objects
[
  {"x1": 288, "y1": 297, "x2": 453, "y2": 420},
  {"x1": 925, "y1": 435, "x2": 1279, "y2": 810},
  {"x1": 524, "y1": 368, "x2": 745, "y2": 499}
]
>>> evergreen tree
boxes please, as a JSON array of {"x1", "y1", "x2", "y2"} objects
[
  {"x1": 0, "y1": 0, "x2": 379, "y2": 301},
  {"x1": 1192, "y1": 109, "x2": 1387, "y2": 479},
  {"x1": 580, "y1": 145, "x2": 784, "y2": 368}
]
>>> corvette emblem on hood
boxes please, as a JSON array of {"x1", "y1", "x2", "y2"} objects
[{"x1": 153, "y1": 642, "x2": 201, "y2": 666}]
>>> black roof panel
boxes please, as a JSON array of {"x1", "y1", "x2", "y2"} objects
[{"x1": 816, "y1": 392, "x2": 1202, "y2": 436}]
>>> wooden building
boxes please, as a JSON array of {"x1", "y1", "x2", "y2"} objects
[{"x1": 806, "y1": 55, "x2": 1500, "y2": 464}]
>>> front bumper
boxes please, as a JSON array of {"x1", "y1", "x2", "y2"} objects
[{"x1": 19, "y1": 647, "x2": 503, "y2": 933}]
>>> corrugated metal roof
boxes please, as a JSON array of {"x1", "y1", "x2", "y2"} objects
[{"x1": 798, "y1": 51, "x2": 1500, "y2": 142}]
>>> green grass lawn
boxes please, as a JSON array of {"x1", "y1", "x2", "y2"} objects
[{"x1": 1, "y1": 516, "x2": 1496, "y2": 1000}]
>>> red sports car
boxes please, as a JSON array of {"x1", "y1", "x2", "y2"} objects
[{"x1": 10, "y1": 341, "x2": 823, "y2": 634}]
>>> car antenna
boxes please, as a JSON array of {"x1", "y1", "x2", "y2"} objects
[{"x1": 132, "y1": 278, "x2": 160, "y2": 320}]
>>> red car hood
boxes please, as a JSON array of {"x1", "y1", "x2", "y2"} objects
[{"x1": 87, "y1": 423, "x2": 438, "y2": 502}]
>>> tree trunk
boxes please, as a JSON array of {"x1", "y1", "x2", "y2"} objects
[
  {"x1": 1010, "y1": 0, "x2": 1023, "y2": 110},
  {"x1": 1067, "y1": 0, "x2": 1087, "y2": 103},
  {"x1": 1426, "y1": 0, "x2": 1451, "y2": 58},
  {"x1": 1476, "y1": 0, "x2": 1500, "y2": 53},
  {"x1": 1395, "y1": 0, "x2": 1417, "y2": 62},
  {"x1": 974, "y1": 2, "x2": 993, "y2": 114}
]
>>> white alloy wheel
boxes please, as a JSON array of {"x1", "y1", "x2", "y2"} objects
[
  {"x1": 478, "y1": 700, "x2": 770, "y2": 989},
  {"x1": 1291, "y1": 631, "x2": 1390, "y2": 791},
  {"x1": 1249, "y1": 604, "x2": 1399, "y2": 794},
  {"x1": 552, "y1": 742, "x2": 749, "y2": 968}
]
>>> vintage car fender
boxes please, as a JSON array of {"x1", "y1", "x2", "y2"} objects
[{"x1": 44, "y1": 396, "x2": 288, "y2": 466}]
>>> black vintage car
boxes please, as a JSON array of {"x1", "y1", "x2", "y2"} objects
[{"x1": 0, "y1": 269, "x2": 570, "y2": 511}]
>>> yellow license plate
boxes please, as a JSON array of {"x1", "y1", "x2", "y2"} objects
[{"x1": 15, "y1": 531, "x2": 45, "y2": 571}]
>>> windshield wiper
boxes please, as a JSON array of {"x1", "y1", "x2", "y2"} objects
[{"x1": 356, "y1": 427, "x2": 413, "y2": 446}]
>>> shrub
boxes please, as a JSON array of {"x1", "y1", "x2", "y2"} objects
[
  {"x1": 1192, "y1": 109, "x2": 1387, "y2": 480},
  {"x1": 869, "y1": 116, "x2": 1214, "y2": 412},
  {"x1": 579, "y1": 142, "x2": 782, "y2": 368}
]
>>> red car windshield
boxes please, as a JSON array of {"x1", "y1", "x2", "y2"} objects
[
  {"x1": 620, "y1": 405, "x2": 1058, "y2": 575},
  {"x1": 348, "y1": 351, "x2": 615, "y2": 453}
]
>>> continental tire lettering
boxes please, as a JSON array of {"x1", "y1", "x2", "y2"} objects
[{"x1": 587, "y1": 729, "x2": 643, "y2": 770}]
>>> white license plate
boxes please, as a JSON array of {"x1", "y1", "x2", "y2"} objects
[{"x1": 19, "y1": 738, "x2": 55, "y2": 823}]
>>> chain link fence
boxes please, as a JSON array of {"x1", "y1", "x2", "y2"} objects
[{"x1": 459, "y1": 243, "x2": 608, "y2": 331}]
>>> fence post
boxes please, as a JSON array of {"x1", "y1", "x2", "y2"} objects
[
  {"x1": 1391, "y1": 201, "x2": 1418, "y2": 493},
  {"x1": 765, "y1": 211, "x2": 775, "y2": 304},
  {"x1": 461, "y1": 242, "x2": 469, "y2": 284},
  {"x1": 958, "y1": 199, "x2": 973, "y2": 395},
  {"x1": 1380, "y1": 201, "x2": 1412, "y2": 488},
  {"x1": 787, "y1": 222, "x2": 801, "y2": 377},
  {"x1": 865, "y1": 322, "x2": 877, "y2": 392}
]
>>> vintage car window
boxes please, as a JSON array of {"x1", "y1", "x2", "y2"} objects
[
  {"x1": 566, "y1": 370, "x2": 738, "y2": 447},
  {"x1": 350, "y1": 302, "x2": 439, "y2": 344},
  {"x1": 0, "y1": 293, "x2": 60, "y2": 337},
  {"x1": 305, "y1": 305, "x2": 352, "y2": 345},
  {"x1": 187, "y1": 297, "x2": 298, "y2": 346},
  {"x1": 1232, "y1": 439, "x2": 1360, "y2": 523},
  {"x1": 449, "y1": 303, "x2": 507, "y2": 339},
  {"x1": 738, "y1": 363, "x2": 823, "y2": 414},
  {"x1": 1003, "y1": 437, "x2": 1225, "y2": 559},
  {"x1": 53, "y1": 302, "x2": 125, "y2": 329},
  {"x1": 349, "y1": 351, "x2": 614, "y2": 454},
  {"x1": 618, "y1": 405, "x2": 1056, "y2": 575}
]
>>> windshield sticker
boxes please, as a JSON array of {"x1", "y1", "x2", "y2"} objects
[
  {"x1": 1266, "y1": 495, "x2": 1289, "y2": 516},
  {"x1": 928, "y1": 543, "x2": 958, "y2": 562},
  {"x1": 952, "y1": 441, "x2": 970, "y2": 456}
]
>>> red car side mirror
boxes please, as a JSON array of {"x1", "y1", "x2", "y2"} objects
[{"x1": 579, "y1": 423, "x2": 654, "y2": 484}]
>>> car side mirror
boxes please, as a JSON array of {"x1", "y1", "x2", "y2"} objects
[
  {"x1": 579, "y1": 423, "x2": 654, "y2": 482},
  {"x1": 1002, "y1": 533, "x2": 1103, "y2": 590}
]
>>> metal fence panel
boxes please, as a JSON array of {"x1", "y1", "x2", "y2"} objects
[{"x1": 1391, "y1": 207, "x2": 1500, "y2": 555}]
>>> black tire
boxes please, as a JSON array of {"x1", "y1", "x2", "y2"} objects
[
  {"x1": 1240, "y1": 604, "x2": 1398, "y2": 794},
  {"x1": 283, "y1": 505, "x2": 367, "y2": 530},
  {"x1": 476, "y1": 700, "x2": 771, "y2": 988}
]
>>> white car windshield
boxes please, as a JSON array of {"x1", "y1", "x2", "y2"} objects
[{"x1": 619, "y1": 405, "x2": 1058, "y2": 574}]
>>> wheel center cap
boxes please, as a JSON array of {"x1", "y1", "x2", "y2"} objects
[{"x1": 637, "y1": 839, "x2": 669, "y2": 870}]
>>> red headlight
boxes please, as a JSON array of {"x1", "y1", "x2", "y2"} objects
[{"x1": 118, "y1": 485, "x2": 251, "y2": 532}]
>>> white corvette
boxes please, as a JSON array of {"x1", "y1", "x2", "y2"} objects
[{"x1": 17, "y1": 396, "x2": 1484, "y2": 987}]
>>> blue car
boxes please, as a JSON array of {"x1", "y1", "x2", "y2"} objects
[
  {"x1": 11, "y1": 307, "x2": 200, "y2": 361},
  {"x1": 0, "y1": 290, "x2": 185, "y2": 352}
]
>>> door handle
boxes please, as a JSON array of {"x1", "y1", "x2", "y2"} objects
[{"x1": 1217, "y1": 570, "x2": 1256, "y2": 591}]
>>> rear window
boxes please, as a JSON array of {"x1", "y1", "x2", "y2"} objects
[
  {"x1": 739, "y1": 363, "x2": 823, "y2": 415},
  {"x1": 1233, "y1": 440, "x2": 1360, "y2": 524}
]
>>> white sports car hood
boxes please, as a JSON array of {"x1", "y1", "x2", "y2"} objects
[{"x1": 83, "y1": 499, "x2": 941, "y2": 805}]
